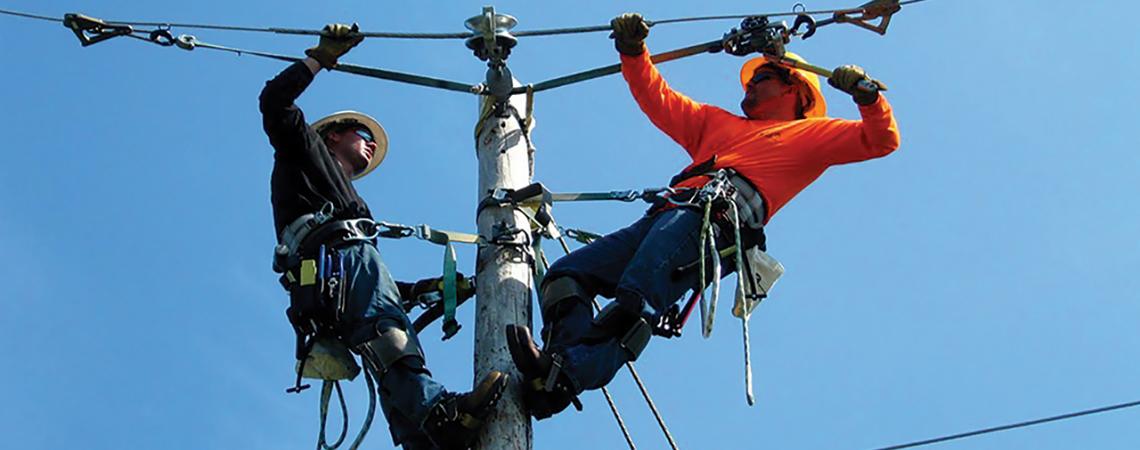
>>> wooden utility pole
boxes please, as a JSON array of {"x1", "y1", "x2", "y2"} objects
[
  {"x1": 470, "y1": 7, "x2": 533, "y2": 450},
  {"x1": 473, "y1": 88, "x2": 534, "y2": 450}
]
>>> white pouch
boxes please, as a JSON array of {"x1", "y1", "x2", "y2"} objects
[
  {"x1": 297, "y1": 336, "x2": 361, "y2": 381},
  {"x1": 733, "y1": 247, "x2": 785, "y2": 318}
]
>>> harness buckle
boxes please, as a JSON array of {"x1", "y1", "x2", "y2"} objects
[{"x1": 543, "y1": 354, "x2": 564, "y2": 392}]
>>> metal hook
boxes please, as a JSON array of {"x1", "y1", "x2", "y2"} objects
[{"x1": 792, "y1": 13, "x2": 818, "y2": 39}]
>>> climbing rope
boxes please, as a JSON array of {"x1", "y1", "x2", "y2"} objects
[{"x1": 315, "y1": 366, "x2": 378, "y2": 450}]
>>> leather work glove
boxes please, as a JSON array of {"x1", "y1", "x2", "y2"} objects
[
  {"x1": 828, "y1": 64, "x2": 889, "y2": 106},
  {"x1": 305, "y1": 23, "x2": 364, "y2": 69},
  {"x1": 609, "y1": 13, "x2": 649, "y2": 56}
]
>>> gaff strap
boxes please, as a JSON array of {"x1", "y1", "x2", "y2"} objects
[
  {"x1": 375, "y1": 221, "x2": 483, "y2": 340},
  {"x1": 416, "y1": 225, "x2": 482, "y2": 340},
  {"x1": 441, "y1": 241, "x2": 460, "y2": 340}
]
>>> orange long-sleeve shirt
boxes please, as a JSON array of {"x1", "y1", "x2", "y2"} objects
[{"x1": 621, "y1": 51, "x2": 901, "y2": 224}]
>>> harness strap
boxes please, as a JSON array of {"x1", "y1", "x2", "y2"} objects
[
  {"x1": 441, "y1": 241, "x2": 460, "y2": 340},
  {"x1": 274, "y1": 202, "x2": 336, "y2": 273},
  {"x1": 669, "y1": 155, "x2": 718, "y2": 187},
  {"x1": 413, "y1": 224, "x2": 481, "y2": 340}
]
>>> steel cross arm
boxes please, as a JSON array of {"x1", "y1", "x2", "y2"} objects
[
  {"x1": 511, "y1": 38, "x2": 723, "y2": 94},
  {"x1": 334, "y1": 63, "x2": 477, "y2": 94},
  {"x1": 180, "y1": 37, "x2": 477, "y2": 93}
]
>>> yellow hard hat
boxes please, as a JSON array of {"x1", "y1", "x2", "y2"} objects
[
  {"x1": 739, "y1": 52, "x2": 827, "y2": 118},
  {"x1": 312, "y1": 111, "x2": 389, "y2": 180}
]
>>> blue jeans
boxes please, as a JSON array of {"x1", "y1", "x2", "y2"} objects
[
  {"x1": 542, "y1": 207, "x2": 737, "y2": 392},
  {"x1": 338, "y1": 242, "x2": 445, "y2": 447}
]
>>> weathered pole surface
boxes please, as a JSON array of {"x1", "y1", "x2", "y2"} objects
[{"x1": 474, "y1": 83, "x2": 535, "y2": 449}]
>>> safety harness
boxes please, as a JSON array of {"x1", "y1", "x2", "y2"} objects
[
  {"x1": 273, "y1": 204, "x2": 483, "y2": 449},
  {"x1": 656, "y1": 158, "x2": 786, "y2": 405},
  {"x1": 271, "y1": 203, "x2": 383, "y2": 449},
  {"x1": 486, "y1": 169, "x2": 784, "y2": 405}
]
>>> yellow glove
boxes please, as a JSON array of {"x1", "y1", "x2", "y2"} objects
[
  {"x1": 827, "y1": 65, "x2": 888, "y2": 105},
  {"x1": 305, "y1": 23, "x2": 364, "y2": 69},
  {"x1": 411, "y1": 273, "x2": 475, "y2": 301},
  {"x1": 609, "y1": 13, "x2": 649, "y2": 56}
]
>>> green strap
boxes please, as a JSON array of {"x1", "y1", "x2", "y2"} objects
[
  {"x1": 376, "y1": 222, "x2": 481, "y2": 340},
  {"x1": 441, "y1": 241, "x2": 460, "y2": 340}
]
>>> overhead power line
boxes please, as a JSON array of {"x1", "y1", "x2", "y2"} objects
[
  {"x1": 2, "y1": 0, "x2": 931, "y2": 40},
  {"x1": 873, "y1": 399, "x2": 1140, "y2": 450},
  {"x1": 0, "y1": 8, "x2": 61, "y2": 22}
]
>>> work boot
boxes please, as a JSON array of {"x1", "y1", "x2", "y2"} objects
[
  {"x1": 505, "y1": 324, "x2": 583, "y2": 420},
  {"x1": 422, "y1": 370, "x2": 510, "y2": 450}
]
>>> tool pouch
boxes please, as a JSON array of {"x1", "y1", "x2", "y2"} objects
[
  {"x1": 285, "y1": 258, "x2": 324, "y2": 338},
  {"x1": 297, "y1": 335, "x2": 361, "y2": 381}
]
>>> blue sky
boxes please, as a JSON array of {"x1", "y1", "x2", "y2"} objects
[{"x1": 2, "y1": 1, "x2": 1139, "y2": 449}]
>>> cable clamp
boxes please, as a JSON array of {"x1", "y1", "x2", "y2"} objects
[{"x1": 63, "y1": 13, "x2": 133, "y2": 47}]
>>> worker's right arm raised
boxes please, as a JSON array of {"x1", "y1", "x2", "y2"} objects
[{"x1": 613, "y1": 13, "x2": 710, "y2": 157}]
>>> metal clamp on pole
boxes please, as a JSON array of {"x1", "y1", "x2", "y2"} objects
[
  {"x1": 63, "y1": 13, "x2": 133, "y2": 46},
  {"x1": 465, "y1": 6, "x2": 519, "y2": 104}
]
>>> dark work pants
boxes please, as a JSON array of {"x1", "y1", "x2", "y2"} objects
[
  {"x1": 542, "y1": 207, "x2": 736, "y2": 392},
  {"x1": 339, "y1": 243, "x2": 444, "y2": 447}
]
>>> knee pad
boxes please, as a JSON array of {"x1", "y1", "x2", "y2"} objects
[
  {"x1": 583, "y1": 302, "x2": 652, "y2": 361},
  {"x1": 540, "y1": 276, "x2": 591, "y2": 319},
  {"x1": 354, "y1": 327, "x2": 426, "y2": 375}
]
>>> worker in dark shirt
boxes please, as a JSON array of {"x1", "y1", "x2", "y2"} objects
[{"x1": 259, "y1": 23, "x2": 507, "y2": 450}]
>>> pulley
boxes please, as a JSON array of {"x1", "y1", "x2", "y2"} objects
[{"x1": 721, "y1": 16, "x2": 791, "y2": 57}]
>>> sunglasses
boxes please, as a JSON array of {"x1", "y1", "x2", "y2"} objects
[
  {"x1": 749, "y1": 71, "x2": 785, "y2": 86},
  {"x1": 352, "y1": 128, "x2": 375, "y2": 143}
]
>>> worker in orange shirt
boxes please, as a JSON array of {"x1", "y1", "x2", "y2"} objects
[{"x1": 506, "y1": 13, "x2": 901, "y2": 419}]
